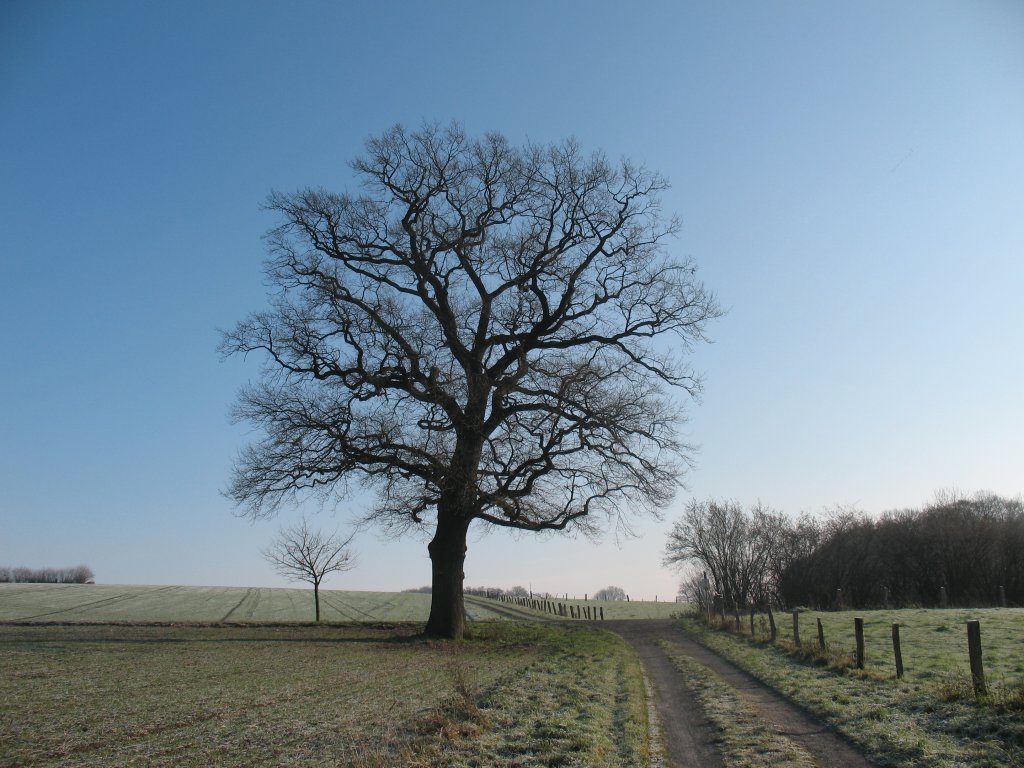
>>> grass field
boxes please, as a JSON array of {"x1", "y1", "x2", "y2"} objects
[
  {"x1": 679, "y1": 608, "x2": 1024, "y2": 767},
  {"x1": 0, "y1": 621, "x2": 652, "y2": 767},
  {"x1": 732, "y1": 606, "x2": 1024, "y2": 686},
  {"x1": 0, "y1": 584, "x2": 435, "y2": 623},
  {"x1": 0, "y1": 583, "x2": 679, "y2": 624}
]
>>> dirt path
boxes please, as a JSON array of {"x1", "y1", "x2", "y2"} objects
[{"x1": 605, "y1": 620, "x2": 873, "y2": 768}]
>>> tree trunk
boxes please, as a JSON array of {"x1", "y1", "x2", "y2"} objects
[
  {"x1": 425, "y1": 510, "x2": 471, "y2": 639},
  {"x1": 314, "y1": 580, "x2": 321, "y2": 623}
]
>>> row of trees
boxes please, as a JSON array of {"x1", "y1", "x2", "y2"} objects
[
  {"x1": 0, "y1": 565, "x2": 95, "y2": 583},
  {"x1": 666, "y1": 492, "x2": 1024, "y2": 611}
]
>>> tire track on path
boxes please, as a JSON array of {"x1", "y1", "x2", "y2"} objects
[{"x1": 606, "y1": 620, "x2": 873, "y2": 768}]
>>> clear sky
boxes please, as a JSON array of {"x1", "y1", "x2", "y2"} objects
[{"x1": 2, "y1": 0, "x2": 1022, "y2": 600}]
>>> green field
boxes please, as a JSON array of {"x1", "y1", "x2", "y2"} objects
[
  {"x1": 0, "y1": 583, "x2": 679, "y2": 624},
  {"x1": 680, "y1": 608, "x2": 1024, "y2": 767},
  {"x1": 728, "y1": 606, "x2": 1024, "y2": 685},
  {"x1": 493, "y1": 595, "x2": 684, "y2": 621},
  {"x1": 0, "y1": 621, "x2": 651, "y2": 767},
  {"x1": 0, "y1": 584, "x2": 654, "y2": 766},
  {"x1": 0, "y1": 583, "x2": 434, "y2": 623}
]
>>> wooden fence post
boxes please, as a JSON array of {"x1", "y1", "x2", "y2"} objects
[
  {"x1": 891, "y1": 623, "x2": 904, "y2": 679},
  {"x1": 967, "y1": 620, "x2": 986, "y2": 696},
  {"x1": 792, "y1": 611, "x2": 800, "y2": 647},
  {"x1": 854, "y1": 617, "x2": 865, "y2": 669},
  {"x1": 940, "y1": 586, "x2": 948, "y2": 608},
  {"x1": 836, "y1": 588, "x2": 843, "y2": 610},
  {"x1": 817, "y1": 617, "x2": 826, "y2": 651},
  {"x1": 600, "y1": 606, "x2": 604, "y2": 621},
  {"x1": 767, "y1": 606, "x2": 777, "y2": 642}
]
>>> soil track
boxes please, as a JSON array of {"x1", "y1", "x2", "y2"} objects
[{"x1": 605, "y1": 620, "x2": 873, "y2": 768}]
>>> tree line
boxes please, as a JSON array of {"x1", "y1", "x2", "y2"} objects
[
  {"x1": 0, "y1": 565, "x2": 95, "y2": 583},
  {"x1": 666, "y1": 492, "x2": 1023, "y2": 611}
]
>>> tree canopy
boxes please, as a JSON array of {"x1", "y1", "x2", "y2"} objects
[{"x1": 224, "y1": 123, "x2": 721, "y2": 637}]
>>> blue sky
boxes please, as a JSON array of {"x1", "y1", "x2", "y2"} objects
[{"x1": 2, "y1": 0, "x2": 1022, "y2": 599}]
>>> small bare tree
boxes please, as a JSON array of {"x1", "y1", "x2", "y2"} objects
[{"x1": 263, "y1": 518, "x2": 356, "y2": 622}]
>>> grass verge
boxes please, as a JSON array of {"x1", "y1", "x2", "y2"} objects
[{"x1": 678, "y1": 613, "x2": 1024, "y2": 767}]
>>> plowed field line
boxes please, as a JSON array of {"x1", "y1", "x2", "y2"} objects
[{"x1": 12, "y1": 585, "x2": 180, "y2": 621}]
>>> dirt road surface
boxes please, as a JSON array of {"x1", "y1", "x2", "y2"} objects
[{"x1": 606, "y1": 620, "x2": 874, "y2": 768}]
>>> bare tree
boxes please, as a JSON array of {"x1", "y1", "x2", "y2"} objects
[
  {"x1": 664, "y1": 499, "x2": 785, "y2": 610},
  {"x1": 593, "y1": 585, "x2": 627, "y2": 601},
  {"x1": 224, "y1": 123, "x2": 721, "y2": 638},
  {"x1": 263, "y1": 518, "x2": 356, "y2": 622},
  {"x1": 676, "y1": 570, "x2": 714, "y2": 614}
]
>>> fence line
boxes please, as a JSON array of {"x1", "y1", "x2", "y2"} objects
[
  {"x1": 493, "y1": 593, "x2": 607, "y2": 621},
  {"x1": 704, "y1": 607, "x2": 1006, "y2": 700}
]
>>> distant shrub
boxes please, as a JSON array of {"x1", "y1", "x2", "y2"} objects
[{"x1": 1, "y1": 565, "x2": 95, "y2": 584}]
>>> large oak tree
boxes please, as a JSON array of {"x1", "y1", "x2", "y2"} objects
[{"x1": 223, "y1": 123, "x2": 720, "y2": 638}]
